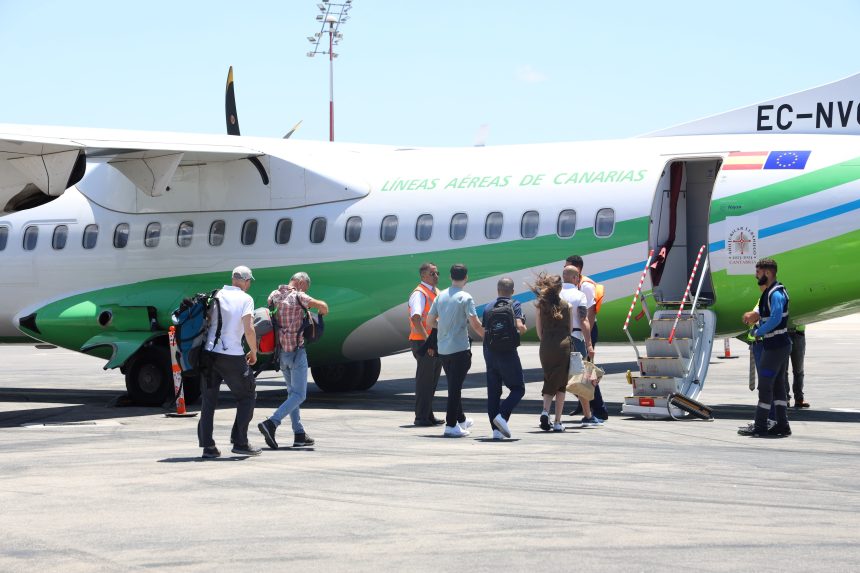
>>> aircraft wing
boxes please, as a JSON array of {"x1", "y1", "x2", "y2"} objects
[{"x1": 0, "y1": 124, "x2": 267, "y2": 210}]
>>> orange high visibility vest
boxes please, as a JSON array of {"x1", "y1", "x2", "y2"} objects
[
  {"x1": 580, "y1": 275, "x2": 605, "y2": 314},
  {"x1": 408, "y1": 283, "x2": 437, "y2": 340}
]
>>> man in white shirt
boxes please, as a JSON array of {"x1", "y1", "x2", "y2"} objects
[
  {"x1": 561, "y1": 266, "x2": 601, "y2": 426},
  {"x1": 198, "y1": 265, "x2": 260, "y2": 458}
]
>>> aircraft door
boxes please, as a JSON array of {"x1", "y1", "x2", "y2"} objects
[{"x1": 648, "y1": 158, "x2": 719, "y2": 305}]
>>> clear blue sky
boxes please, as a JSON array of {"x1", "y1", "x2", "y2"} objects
[{"x1": 1, "y1": 0, "x2": 857, "y2": 146}]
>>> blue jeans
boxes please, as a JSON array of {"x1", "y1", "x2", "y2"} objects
[
  {"x1": 270, "y1": 348, "x2": 308, "y2": 434},
  {"x1": 484, "y1": 346, "x2": 525, "y2": 430}
]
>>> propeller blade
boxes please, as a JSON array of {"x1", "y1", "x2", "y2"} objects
[
  {"x1": 283, "y1": 120, "x2": 303, "y2": 139},
  {"x1": 225, "y1": 66, "x2": 240, "y2": 136}
]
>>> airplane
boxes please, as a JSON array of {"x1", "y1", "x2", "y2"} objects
[{"x1": 1, "y1": 71, "x2": 859, "y2": 414}]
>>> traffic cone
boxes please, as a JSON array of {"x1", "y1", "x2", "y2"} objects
[{"x1": 717, "y1": 337, "x2": 738, "y2": 359}]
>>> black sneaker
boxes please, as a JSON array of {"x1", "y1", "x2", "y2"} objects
[
  {"x1": 293, "y1": 433, "x2": 315, "y2": 447},
  {"x1": 231, "y1": 443, "x2": 262, "y2": 456},
  {"x1": 202, "y1": 446, "x2": 221, "y2": 459},
  {"x1": 258, "y1": 419, "x2": 279, "y2": 449},
  {"x1": 539, "y1": 413, "x2": 551, "y2": 432},
  {"x1": 737, "y1": 423, "x2": 771, "y2": 437},
  {"x1": 768, "y1": 423, "x2": 792, "y2": 437}
]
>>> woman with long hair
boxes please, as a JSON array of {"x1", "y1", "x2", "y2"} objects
[{"x1": 531, "y1": 273, "x2": 573, "y2": 432}]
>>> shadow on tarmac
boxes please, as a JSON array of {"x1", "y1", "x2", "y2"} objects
[{"x1": 3, "y1": 361, "x2": 859, "y2": 427}]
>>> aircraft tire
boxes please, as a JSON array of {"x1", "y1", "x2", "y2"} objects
[
  {"x1": 353, "y1": 358, "x2": 381, "y2": 391},
  {"x1": 311, "y1": 361, "x2": 365, "y2": 392},
  {"x1": 124, "y1": 346, "x2": 172, "y2": 406}
]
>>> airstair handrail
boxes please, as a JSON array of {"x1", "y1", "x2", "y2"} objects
[
  {"x1": 623, "y1": 249, "x2": 654, "y2": 363},
  {"x1": 668, "y1": 244, "x2": 706, "y2": 344}
]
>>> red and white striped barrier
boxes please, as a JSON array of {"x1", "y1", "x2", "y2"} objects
[
  {"x1": 166, "y1": 326, "x2": 197, "y2": 417},
  {"x1": 668, "y1": 244, "x2": 706, "y2": 344}
]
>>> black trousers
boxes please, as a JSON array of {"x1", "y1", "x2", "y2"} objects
[
  {"x1": 197, "y1": 352, "x2": 257, "y2": 448},
  {"x1": 439, "y1": 350, "x2": 471, "y2": 427}
]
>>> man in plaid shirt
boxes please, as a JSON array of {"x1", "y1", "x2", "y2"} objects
[{"x1": 258, "y1": 272, "x2": 328, "y2": 449}]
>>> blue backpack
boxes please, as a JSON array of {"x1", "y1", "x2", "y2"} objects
[{"x1": 171, "y1": 289, "x2": 221, "y2": 375}]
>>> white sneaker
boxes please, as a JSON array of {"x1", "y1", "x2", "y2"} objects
[
  {"x1": 492, "y1": 414, "x2": 511, "y2": 438},
  {"x1": 458, "y1": 418, "x2": 474, "y2": 431},
  {"x1": 444, "y1": 424, "x2": 469, "y2": 438},
  {"x1": 553, "y1": 422, "x2": 565, "y2": 432},
  {"x1": 492, "y1": 429, "x2": 504, "y2": 440}
]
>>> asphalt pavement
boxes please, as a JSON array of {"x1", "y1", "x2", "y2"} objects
[{"x1": 1, "y1": 315, "x2": 859, "y2": 572}]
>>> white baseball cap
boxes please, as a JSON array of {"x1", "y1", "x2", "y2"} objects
[{"x1": 232, "y1": 265, "x2": 255, "y2": 281}]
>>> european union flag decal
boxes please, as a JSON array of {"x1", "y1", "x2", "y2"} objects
[{"x1": 764, "y1": 150, "x2": 811, "y2": 170}]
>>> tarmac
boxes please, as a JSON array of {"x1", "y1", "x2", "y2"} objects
[{"x1": 1, "y1": 315, "x2": 859, "y2": 572}]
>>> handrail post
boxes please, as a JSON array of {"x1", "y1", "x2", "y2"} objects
[{"x1": 623, "y1": 250, "x2": 654, "y2": 364}]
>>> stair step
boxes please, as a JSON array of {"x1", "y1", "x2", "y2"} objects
[
  {"x1": 645, "y1": 337, "x2": 692, "y2": 357},
  {"x1": 639, "y1": 356, "x2": 686, "y2": 377},
  {"x1": 630, "y1": 377, "x2": 680, "y2": 396}
]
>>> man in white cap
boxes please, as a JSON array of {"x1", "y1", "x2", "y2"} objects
[{"x1": 198, "y1": 265, "x2": 261, "y2": 458}]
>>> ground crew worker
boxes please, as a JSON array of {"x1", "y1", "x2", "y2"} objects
[
  {"x1": 408, "y1": 262, "x2": 444, "y2": 426},
  {"x1": 739, "y1": 258, "x2": 793, "y2": 437}
]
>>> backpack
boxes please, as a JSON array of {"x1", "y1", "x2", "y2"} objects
[
  {"x1": 171, "y1": 289, "x2": 221, "y2": 375},
  {"x1": 297, "y1": 296, "x2": 324, "y2": 345},
  {"x1": 484, "y1": 298, "x2": 518, "y2": 352},
  {"x1": 580, "y1": 276, "x2": 605, "y2": 314}
]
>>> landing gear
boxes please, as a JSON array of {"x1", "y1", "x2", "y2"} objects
[
  {"x1": 310, "y1": 358, "x2": 381, "y2": 392},
  {"x1": 124, "y1": 346, "x2": 171, "y2": 406}
]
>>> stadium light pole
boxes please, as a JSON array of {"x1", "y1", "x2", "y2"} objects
[{"x1": 307, "y1": 1, "x2": 352, "y2": 142}]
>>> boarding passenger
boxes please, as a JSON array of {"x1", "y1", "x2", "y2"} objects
[
  {"x1": 427, "y1": 264, "x2": 485, "y2": 438},
  {"x1": 482, "y1": 277, "x2": 527, "y2": 440},
  {"x1": 565, "y1": 255, "x2": 609, "y2": 420},
  {"x1": 738, "y1": 258, "x2": 793, "y2": 437},
  {"x1": 533, "y1": 273, "x2": 571, "y2": 432},
  {"x1": 408, "y1": 262, "x2": 444, "y2": 426},
  {"x1": 198, "y1": 265, "x2": 260, "y2": 458},
  {"x1": 258, "y1": 272, "x2": 329, "y2": 449},
  {"x1": 560, "y1": 266, "x2": 602, "y2": 426}
]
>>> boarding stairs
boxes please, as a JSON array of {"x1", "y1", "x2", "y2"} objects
[{"x1": 621, "y1": 247, "x2": 717, "y2": 419}]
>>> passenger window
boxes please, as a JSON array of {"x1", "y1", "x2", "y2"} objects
[
  {"x1": 520, "y1": 211, "x2": 539, "y2": 239},
  {"x1": 23, "y1": 225, "x2": 38, "y2": 251},
  {"x1": 177, "y1": 221, "x2": 193, "y2": 247},
  {"x1": 557, "y1": 210, "x2": 577, "y2": 238},
  {"x1": 344, "y1": 216, "x2": 362, "y2": 243},
  {"x1": 0, "y1": 226, "x2": 8, "y2": 251},
  {"x1": 380, "y1": 215, "x2": 398, "y2": 242},
  {"x1": 241, "y1": 219, "x2": 258, "y2": 246},
  {"x1": 209, "y1": 220, "x2": 225, "y2": 246},
  {"x1": 594, "y1": 208, "x2": 615, "y2": 237},
  {"x1": 310, "y1": 217, "x2": 327, "y2": 244},
  {"x1": 485, "y1": 212, "x2": 503, "y2": 240},
  {"x1": 449, "y1": 213, "x2": 468, "y2": 240},
  {"x1": 114, "y1": 223, "x2": 130, "y2": 249},
  {"x1": 275, "y1": 218, "x2": 292, "y2": 245},
  {"x1": 144, "y1": 222, "x2": 161, "y2": 248},
  {"x1": 415, "y1": 214, "x2": 433, "y2": 241},
  {"x1": 82, "y1": 224, "x2": 99, "y2": 249},
  {"x1": 52, "y1": 225, "x2": 69, "y2": 250}
]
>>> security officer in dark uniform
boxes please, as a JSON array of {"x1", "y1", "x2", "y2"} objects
[{"x1": 739, "y1": 258, "x2": 793, "y2": 437}]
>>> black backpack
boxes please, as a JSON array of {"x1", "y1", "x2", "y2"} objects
[
  {"x1": 297, "y1": 296, "x2": 324, "y2": 345},
  {"x1": 484, "y1": 298, "x2": 518, "y2": 352}
]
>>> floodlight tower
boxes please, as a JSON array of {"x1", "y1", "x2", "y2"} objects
[{"x1": 307, "y1": 0, "x2": 352, "y2": 142}]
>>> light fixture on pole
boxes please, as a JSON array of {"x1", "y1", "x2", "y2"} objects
[{"x1": 307, "y1": 0, "x2": 353, "y2": 142}]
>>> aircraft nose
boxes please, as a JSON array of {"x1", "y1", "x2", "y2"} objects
[{"x1": 19, "y1": 312, "x2": 40, "y2": 334}]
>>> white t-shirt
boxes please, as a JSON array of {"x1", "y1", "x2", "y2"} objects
[
  {"x1": 560, "y1": 283, "x2": 588, "y2": 340},
  {"x1": 205, "y1": 285, "x2": 254, "y2": 355},
  {"x1": 578, "y1": 279, "x2": 596, "y2": 310}
]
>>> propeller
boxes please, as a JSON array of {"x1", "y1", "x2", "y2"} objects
[{"x1": 225, "y1": 66, "x2": 269, "y2": 185}]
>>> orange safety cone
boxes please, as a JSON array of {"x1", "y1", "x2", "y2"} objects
[
  {"x1": 165, "y1": 326, "x2": 198, "y2": 418},
  {"x1": 717, "y1": 337, "x2": 738, "y2": 359}
]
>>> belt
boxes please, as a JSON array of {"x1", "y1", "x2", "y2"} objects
[{"x1": 571, "y1": 328, "x2": 582, "y2": 332}]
